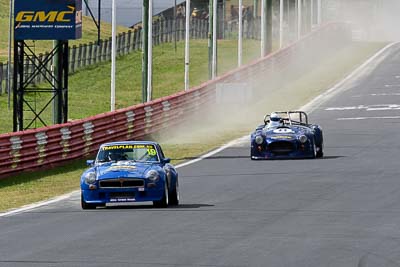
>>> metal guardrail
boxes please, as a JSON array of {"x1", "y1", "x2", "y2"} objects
[{"x1": 0, "y1": 23, "x2": 351, "y2": 179}]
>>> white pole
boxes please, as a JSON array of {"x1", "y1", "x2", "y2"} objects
[
  {"x1": 260, "y1": 0, "x2": 265, "y2": 57},
  {"x1": 297, "y1": 0, "x2": 302, "y2": 40},
  {"x1": 212, "y1": 0, "x2": 217, "y2": 79},
  {"x1": 317, "y1": 0, "x2": 321, "y2": 25},
  {"x1": 7, "y1": 0, "x2": 13, "y2": 110},
  {"x1": 279, "y1": 0, "x2": 283, "y2": 48},
  {"x1": 147, "y1": 0, "x2": 153, "y2": 101},
  {"x1": 238, "y1": 0, "x2": 243, "y2": 67},
  {"x1": 110, "y1": 0, "x2": 116, "y2": 111},
  {"x1": 311, "y1": 0, "x2": 314, "y2": 28},
  {"x1": 184, "y1": 0, "x2": 190, "y2": 90}
]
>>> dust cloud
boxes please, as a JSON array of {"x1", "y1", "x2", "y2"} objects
[{"x1": 154, "y1": 0, "x2": 396, "y2": 149}]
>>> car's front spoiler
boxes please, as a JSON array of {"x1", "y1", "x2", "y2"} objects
[{"x1": 82, "y1": 187, "x2": 164, "y2": 204}]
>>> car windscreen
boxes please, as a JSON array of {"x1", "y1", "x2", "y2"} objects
[{"x1": 97, "y1": 144, "x2": 159, "y2": 163}]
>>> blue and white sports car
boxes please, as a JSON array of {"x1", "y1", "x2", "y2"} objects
[
  {"x1": 251, "y1": 111, "x2": 323, "y2": 159},
  {"x1": 80, "y1": 141, "x2": 179, "y2": 209}
]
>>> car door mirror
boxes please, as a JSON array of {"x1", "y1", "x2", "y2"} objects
[
  {"x1": 86, "y1": 160, "x2": 95, "y2": 166},
  {"x1": 162, "y1": 158, "x2": 171, "y2": 164}
]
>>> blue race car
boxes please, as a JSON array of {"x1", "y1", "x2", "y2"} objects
[
  {"x1": 80, "y1": 141, "x2": 179, "y2": 209},
  {"x1": 250, "y1": 111, "x2": 323, "y2": 159}
]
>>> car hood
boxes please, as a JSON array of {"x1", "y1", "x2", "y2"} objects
[{"x1": 96, "y1": 161, "x2": 154, "y2": 179}]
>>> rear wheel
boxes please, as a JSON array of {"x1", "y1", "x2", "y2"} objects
[
  {"x1": 81, "y1": 193, "x2": 97, "y2": 210},
  {"x1": 153, "y1": 182, "x2": 169, "y2": 208}
]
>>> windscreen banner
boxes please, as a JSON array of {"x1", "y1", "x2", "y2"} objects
[{"x1": 14, "y1": 0, "x2": 82, "y2": 40}]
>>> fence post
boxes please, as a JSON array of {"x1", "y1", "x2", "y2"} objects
[
  {"x1": 77, "y1": 44, "x2": 82, "y2": 69},
  {"x1": 160, "y1": 19, "x2": 164, "y2": 44},
  {"x1": 93, "y1": 43, "x2": 98, "y2": 64},
  {"x1": 117, "y1": 34, "x2": 122, "y2": 56},
  {"x1": 98, "y1": 40, "x2": 103, "y2": 63},
  {"x1": 68, "y1": 46, "x2": 72, "y2": 73},
  {"x1": 167, "y1": 19, "x2": 172, "y2": 42},
  {"x1": 178, "y1": 18, "x2": 185, "y2": 41},
  {"x1": 107, "y1": 38, "x2": 112, "y2": 61},
  {"x1": 88, "y1": 42, "x2": 93, "y2": 65},
  {"x1": 159, "y1": 20, "x2": 163, "y2": 46},
  {"x1": 29, "y1": 56, "x2": 35, "y2": 85},
  {"x1": 136, "y1": 28, "x2": 142, "y2": 50},
  {"x1": 43, "y1": 52, "x2": 49, "y2": 82},
  {"x1": 121, "y1": 32, "x2": 126, "y2": 55},
  {"x1": 0, "y1": 62, "x2": 3, "y2": 95},
  {"x1": 70, "y1": 45, "x2": 76, "y2": 73},
  {"x1": 83, "y1": 44, "x2": 89, "y2": 68},
  {"x1": 10, "y1": 63, "x2": 13, "y2": 94},
  {"x1": 102, "y1": 39, "x2": 107, "y2": 62},
  {"x1": 127, "y1": 30, "x2": 132, "y2": 52},
  {"x1": 36, "y1": 54, "x2": 42, "y2": 83}
]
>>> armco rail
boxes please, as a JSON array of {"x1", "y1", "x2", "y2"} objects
[{"x1": 0, "y1": 23, "x2": 351, "y2": 179}]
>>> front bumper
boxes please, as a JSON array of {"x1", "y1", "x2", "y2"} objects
[
  {"x1": 251, "y1": 140, "x2": 315, "y2": 159},
  {"x1": 81, "y1": 183, "x2": 165, "y2": 204}
]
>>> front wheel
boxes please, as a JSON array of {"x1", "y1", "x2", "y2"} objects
[
  {"x1": 81, "y1": 193, "x2": 97, "y2": 210},
  {"x1": 316, "y1": 142, "x2": 324, "y2": 158},
  {"x1": 169, "y1": 178, "x2": 179, "y2": 206},
  {"x1": 153, "y1": 182, "x2": 169, "y2": 208},
  {"x1": 311, "y1": 140, "x2": 317, "y2": 159}
]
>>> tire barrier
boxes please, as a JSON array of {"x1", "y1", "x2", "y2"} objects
[{"x1": 0, "y1": 23, "x2": 351, "y2": 179}]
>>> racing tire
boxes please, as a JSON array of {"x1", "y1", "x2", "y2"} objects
[
  {"x1": 153, "y1": 181, "x2": 169, "y2": 208},
  {"x1": 316, "y1": 143, "x2": 324, "y2": 158},
  {"x1": 311, "y1": 140, "x2": 317, "y2": 159},
  {"x1": 169, "y1": 178, "x2": 180, "y2": 206},
  {"x1": 81, "y1": 193, "x2": 97, "y2": 210}
]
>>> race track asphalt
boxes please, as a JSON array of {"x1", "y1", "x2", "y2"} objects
[{"x1": 1, "y1": 43, "x2": 400, "y2": 267}]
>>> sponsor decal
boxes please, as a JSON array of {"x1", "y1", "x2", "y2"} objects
[
  {"x1": 270, "y1": 135, "x2": 294, "y2": 140},
  {"x1": 14, "y1": 0, "x2": 82, "y2": 40},
  {"x1": 102, "y1": 144, "x2": 155, "y2": 150},
  {"x1": 16, "y1": 6, "x2": 75, "y2": 23},
  {"x1": 110, "y1": 198, "x2": 135, "y2": 202},
  {"x1": 102, "y1": 144, "x2": 157, "y2": 156},
  {"x1": 107, "y1": 165, "x2": 137, "y2": 171},
  {"x1": 273, "y1": 128, "x2": 294, "y2": 134}
]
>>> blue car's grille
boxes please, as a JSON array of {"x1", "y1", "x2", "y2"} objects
[
  {"x1": 268, "y1": 141, "x2": 295, "y2": 155},
  {"x1": 99, "y1": 179, "x2": 144, "y2": 188}
]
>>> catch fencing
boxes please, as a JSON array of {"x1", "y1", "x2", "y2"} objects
[{"x1": 0, "y1": 23, "x2": 351, "y2": 179}]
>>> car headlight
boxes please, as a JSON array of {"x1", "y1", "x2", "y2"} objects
[
  {"x1": 255, "y1": 135, "x2": 264, "y2": 145},
  {"x1": 146, "y1": 170, "x2": 160, "y2": 182},
  {"x1": 84, "y1": 172, "x2": 97, "y2": 184},
  {"x1": 299, "y1": 135, "x2": 308, "y2": 143}
]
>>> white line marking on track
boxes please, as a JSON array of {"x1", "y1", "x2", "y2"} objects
[
  {"x1": 385, "y1": 84, "x2": 400, "y2": 88},
  {"x1": 325, "y1": 104, "x2": 400, "y2": 111},
  {"x1": 300, "y1": 42, "x2": 400, "y2": 113},
  {"x1": 0, "y1": 193, "x2": 75, "y2": 217},
  {"x1": 352, "y1": 93, "x2": 400, "y2": 97},
  {"x1": 1, "y1": 42, "x2": 398, "y2": 218},
  {"x1": 337, "y1": 116, "x2": 400, "y2": 121},
  {"x1": 175, "y1": 135, "x2": 249, "y2": 169}
]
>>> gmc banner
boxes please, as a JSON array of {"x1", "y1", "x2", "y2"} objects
[{"x1": 14, "y1": 0, "x2": 82, "y2": 40}]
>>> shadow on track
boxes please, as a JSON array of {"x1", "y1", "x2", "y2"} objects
[
  {"x1": 103, "y1": 203, "x2": 215, "y2": 210},
  {"x1": 174, "y1": 155, "x2": 345, "y2": 161}
]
